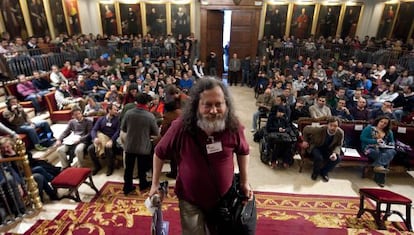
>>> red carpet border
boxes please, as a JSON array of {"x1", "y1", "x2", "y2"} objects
[{"x1": 11, "y1": 181, "x2": 412, "y2": 235}]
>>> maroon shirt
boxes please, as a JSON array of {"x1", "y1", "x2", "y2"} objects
[{"x1": 155, "y1": 118, "x2": 249, "y2": 210}]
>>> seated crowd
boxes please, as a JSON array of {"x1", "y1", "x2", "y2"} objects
[
  {"x1": 0, "y1": 32, "x2": 202, "y2": 219},
  {"x1": 251, "y1": 35, "x2": 414, "y2": 188},
  {"x1": 0, "y1": 31, "x2": 413, "y2": 222}
]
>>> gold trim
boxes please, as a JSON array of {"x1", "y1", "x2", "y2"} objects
[
  {"x1": 19, "y1": 0, "x2": 32, "y2": 36},
  {"x1": 356, "y1": 4, "x2": 364, "y2": 36},
  {"x1": 336, "y1": 3, "x2": 346, "y2": 37},
  {"x1": 286, "y1": 3, "x2": 293, "y2": 37},
  {"x1": 190, "y1": 1, "x2": 195, "y2": 35},
  {"x1": 388, "y1": 2, "x2": 400, "y2": 39},
  {"x1": 266, "y1": 1, "x2": 289, "y2": 6},
  {"x1": 259, "y1": 2, "x2": 268, "y2": 39},
  {"x1": 118, "y1": 0, "x2": 140, "y2": 3},
  {"x1": 166, "y1": 2, "x2": 171, "y2": 34},
  {"x1": 43, "y1": 0, "x2": 55, "y2": 39},
  {"x1": 61, "y1": 0, "x2": 71, "y2": 35},
  {"x1": 141, "y1": 2, "x2": 147, "y2": 35},
  {"x1": 115, "y1": 2, "x2": 122, "y2": 35},
  {"x1": 171, "y1": 0, "x2": 191, "y2": 4},
  {"x1": 312, "y1": 4, "x2": 320, "y2": 37},
  {"x1": 97, "y1": 2, "x2": 103, "y2": 35},
  {"x1": 0, "y1": 13, "x2": 6, "y2": 33}
]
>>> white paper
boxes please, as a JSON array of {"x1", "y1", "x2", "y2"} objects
[
  {"x1": 354, "y1": 125, "x2": 363, "y2": 131},
  {"x1": 144, "y1": 197, "x2": 156, "y2": 214},
  {"x1": 311, "y1": 122, "x2": 321, "y2": 127},
  {"x1": 62, "y1": 134, "x2": 81, "y2": 145},
  {"x1": 341, "y1": 147, "x2": 361, "y2": 158},
  {"x1": 397, "y1": 127, "x2": 407, "y2": 134}
]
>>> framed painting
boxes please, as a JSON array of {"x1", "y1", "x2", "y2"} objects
[
  {"x1": 316, "y1": 5, "x2": 341, "y2": 38},
  {"x1": 377, "y1": 3, "x2": 398, "y2": 39},
  {"x1": 0, "y1": 0, "x2": 27, "y2": 38},
  {"x1": 341, "y1": 5, "x2": 362, "y2": 38},
  {"x1": 49, "y1": 0, "x2": 68, "y2": 35},
  {"x1": 290, "y1": 4, "x2": 315, "y2": 39},
  {"x1": 119, "y1": 3, "x2": 142, "y2": 36},
  {"x1": 63, "y1": 0, "x2": 81, "y2": 35},
  {"x1": 171, "y1": 3, "x2": 190, "y2": 37},
  {"x1": 392, "y1": 1, "x2": 414, "y2": 41},
  {"x1": 263, "y1": 4, "x2": 288, "y2": 39},
  {"x1": 145, "y1": 3, "x2": 166, "y2": 37},
  {"x1": 99, "y1": 3, "x2": 117, "y2": 36},
  {"x1": 27, "y1": 0, "x2": 49, "y2": 37}
]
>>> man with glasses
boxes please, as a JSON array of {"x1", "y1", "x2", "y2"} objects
[{"x1": 309, "y1": 96, "x2": 332, "y2": 119}]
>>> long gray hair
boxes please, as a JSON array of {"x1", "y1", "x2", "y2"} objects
[{"x1": 182, "y1": 77, "x2": 239, "y2": 134}]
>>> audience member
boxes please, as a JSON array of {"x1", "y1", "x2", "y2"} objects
[
  {"x1": 349, "y1": 97, "x2": 370, "y2": 121},
  {"x1": 121, "y1": 93, "x2": 159, "y2": 194},
  {"x1": 16, "y1": 74, "x2": 49, "y2": 114},
  {"x1": 55, "y1": 83, "x2": 85, "y2": 110},
  {"x1": 87, "y1": 103, "x2": 120, "y2": 176},
  {"x1": 251, "y1": 88, "x2": 274, "y2": 132},
  {"x1": 302, "y1": 116, "x2": 344, "y2": 182},
  {"x1": 2, "y1": 96, "x2": 52, "y2": 151},
  {"x1": 55, "y1": 106, "x2": 93, "y2": 169},
  {"x1": 309, "y1": 96, "x2": 332, "y2": 119},
  {"x1": 266, "y1": 105, "x2": 295, "y2": 168},
  {"x1": 360, "y1": 116, "x2": 396, "y2": 187}
]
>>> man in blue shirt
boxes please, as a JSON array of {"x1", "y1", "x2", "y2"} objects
[{"x1": 87, "y1": 103, "x2": 120, "y2": 176}]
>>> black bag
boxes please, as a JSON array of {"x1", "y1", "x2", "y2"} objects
[
  {"x1": 253, "y1": 127, "x2": 265, "y2": 143},
  {"x1": 267, "y1": 132, "x2": 293, "y2": 143},
  {"x1": 213, "y1": 174, "x2": 257, "y2": 235}
]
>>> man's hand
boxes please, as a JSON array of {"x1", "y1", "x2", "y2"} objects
[
  {"x1": 240, "y1": 183, "x2": 254, "y2": 202},
  {"x1": 55, "y1": 139, "x2": 62, "y2": 146},
  {"x1": 329, "y1": 153, "x2": 337, "y2": 161},
  {"x1": 105, "y1": 140, "x2": 113, "y2": 148},
  {"x1": 302, "y1": 141, "x2": 309, "y2": 149},
  {"x1": 149, "y1": 184, "x2": 160, "y2": 198},
  {"x1": 93, "y1": 138, "x2": 101, "y2": 145}
]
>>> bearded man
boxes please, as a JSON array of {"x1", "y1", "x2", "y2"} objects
[
  {"x1": 302, "y1": 116, "x2": 344, "y2": 182},
  {"x1": 150, "y1": 78, "x2": 255, "y2": 235}
]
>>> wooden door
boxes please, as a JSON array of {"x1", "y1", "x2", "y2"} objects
[
  {"x1": 201, "y1": 9, "x2": 224, "y2": 76},
  {"x1": 229, "y1": 10, "x2": 260, "y2": 60}
]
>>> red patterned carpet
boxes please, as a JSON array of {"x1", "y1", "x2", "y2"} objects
[{"x1": 16, "y1": 181, "x2": 412, "y2": 235}]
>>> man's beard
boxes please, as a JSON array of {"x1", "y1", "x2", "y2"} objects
[{"x1": 197, "y1": 112, "x2": 227, "y2": 134}]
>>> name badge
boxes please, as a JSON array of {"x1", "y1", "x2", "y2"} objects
[
  {"x1": 106, "y1": 122, "x2": 112, "y2": 127},
  {"x1": 206, "y1": 142, "x2": 223, "y2": 154}
]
